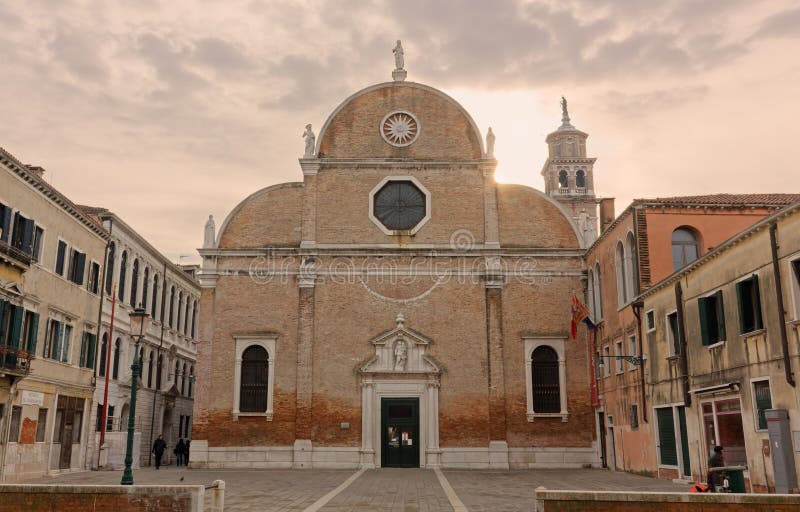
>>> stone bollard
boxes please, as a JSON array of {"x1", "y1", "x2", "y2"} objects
[
  {"x1": 209, "y1": 480, "x2": 225, "y2": 512},
  {"x1": 534, "y1": 486, "x2": 547, "y2": 512}
]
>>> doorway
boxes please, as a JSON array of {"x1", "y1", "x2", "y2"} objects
[
  {"x1": 381, "y1": 398, "x2": 419, "y2": 468},
  {"x1": 597, "y1": 412, "x2": 607, "y2": 468}
]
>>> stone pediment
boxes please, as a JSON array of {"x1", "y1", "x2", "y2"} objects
[{"x1": 360, "y1": 313, "x2": 440, "y2": 375}]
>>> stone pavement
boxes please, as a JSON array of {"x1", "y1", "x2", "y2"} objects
[{"x1": 19, "y1": 466, "x2": 689, "y2": 511}]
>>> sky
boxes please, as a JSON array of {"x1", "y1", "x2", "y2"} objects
[{"x1": 1, "y1": 0, "x2": 799, "y2": 262}]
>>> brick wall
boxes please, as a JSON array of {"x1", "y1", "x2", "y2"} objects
[
  {"x1": 0, "y1": 484, "x2": 203, "y2": 512},
  {"x1": 536, "y1": 490, "x2": 800, "y2": 512}
]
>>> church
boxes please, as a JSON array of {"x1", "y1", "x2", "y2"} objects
[{"x1": 191, "y1": 45, "x2": 600, "y2": 469}]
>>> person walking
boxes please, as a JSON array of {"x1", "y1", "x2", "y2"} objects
[
  {"x1": 707, "y1": 445, "x2": 725, "y2": 492},
  {"x1": 175, "y1": 438, "x2": 186, "y2": 466},
  {"x1": 184, "y1": 439, "x2": 191, "y2": 466},
  {"x1": 152, "y1": 434, "x2": 167, "y2": 469}
]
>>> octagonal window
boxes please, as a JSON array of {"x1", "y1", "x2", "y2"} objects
[{"x1": 373, "y1": 180, "x2": 426, "y2": 231}]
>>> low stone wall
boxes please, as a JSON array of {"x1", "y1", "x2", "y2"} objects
[
  {"x1": 535, "y1": 489, "x2": 800, "y2": 512},
  {"x1": 0, "y1": 484, "x2": 205, "y2": 512}
]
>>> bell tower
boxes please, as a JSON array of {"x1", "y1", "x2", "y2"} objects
[{"x1": 541, "y1": 97, "x2": 599, "y2": 246}]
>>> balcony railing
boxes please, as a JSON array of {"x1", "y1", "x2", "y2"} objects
[
  {"x1": 0, "y1": 346, "x2": 34, "y2": 377},
  {"x1": 0, "y1": 239, "x2": 32, "y2": 268},
  {"x1": 555, "y1": 187, "x2": 590, "y2": 196}
]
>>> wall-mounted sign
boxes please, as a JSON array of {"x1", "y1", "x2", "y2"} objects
[{"x1": 20, "y1": 390, "x2": 44, "y2": 406}]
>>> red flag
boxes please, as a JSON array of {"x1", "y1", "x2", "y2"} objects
[{"x1": 570, "y1": 294, "x2": 595, "y2": 339}]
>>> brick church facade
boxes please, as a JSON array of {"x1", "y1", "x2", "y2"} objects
[{"x1": 190, "y1": 74, "x2": 600, "y2": 469}]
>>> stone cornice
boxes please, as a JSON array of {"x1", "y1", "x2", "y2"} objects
[{"x1": 198, "y1": 246, "x2": 585, "y2": 258}]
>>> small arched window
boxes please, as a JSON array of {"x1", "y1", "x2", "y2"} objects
[
  {"x1": 558, "y1": 170, "x2": 568, "y2": 189},
  {"x1": 142, "y1": 267, "x2": 149, "y2": 311},
  {"x1": 624, "y1": 232, "x2": 636, "y2": 300},
  {"x1": 151, "y1": 274, "x2": 159, "y2": 318},
  {"x1": 593, "y1": 262, "x2": 603, "y2": 320},
  {"x1": 99, "y1": 333, "x2": 108, "y2": 376},
  {"x1": 147, "y1": 350, "x2": 154, "y2": 388},
  {"x1": 130, "y1": 258, "x2": 139, "y2": 307},
  {"x1": 576, "y1": 169, "x2": 586, "y2": 188},
  {"x1": 615, "y1": 241, "x2": 627, "y2": 306},
  {"x1": 672, "y1": 227, "x2": 699, "y2": 270},
  {"x1": 105, "y1": 242, "x2": 116, "y2": 295},
  {"x1": 191, "y1": 300, "x2": 197, "y2": 339},
  {"x1": 118, "y1": 251, "x2": 128, "y2": 301},
  {"x1": 112, "y1": 337, "x2": 121, "y2": 379},
  {"x1": 183, "y1": 299, "x2": 190, "y2": 336},
  {"x1": 168, "y1": 286, "x2": 175, "y2": 328},
  {"x1": 531, "y1": 346, "x2": 560, "y2": 413},
  {"x1": 240, "y1": 346, "x2": 268, "y2": 412},
  {"x1": 188, "y1": 366, "x2": 194, "y2": 397},
  {"x1": 177, "y1": 291, "x2": 183, "y2": 331}
]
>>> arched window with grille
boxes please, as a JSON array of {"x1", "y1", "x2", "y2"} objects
[
  {"x1": 525, "y1": 338, "x2": 567, "y2": 421},
  {"x1": 130, "y1": 258, "x2": 139, "y2": 307},
  {"x1": 112, "y1": 338, "x2": 121, "y2": 379},
  {"x1": 118, "y1": 251, "x2": 128, "y2": 302},
  {"x1": 531, "y1": 346, "x2": 560, "y2": 413},
  {"x1": 672, "y1": 227, "x2": 700, "y2": 270},
  {"x1": 576, "y1": 169, "x2": 586, "y2": 188},
  {"x1": 239, "y1": 345, "x2": 268, "y2": 412},
  {"x1": 99, "y1": 333, "x2": 108, "y2": 376},
  {"x1": 105, "y1": 242, "x2": 115, "y2": 295}
]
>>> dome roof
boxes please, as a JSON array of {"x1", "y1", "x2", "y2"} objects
[{"x1": 317, "y1": 82, "x2": 485, "y2": 160}]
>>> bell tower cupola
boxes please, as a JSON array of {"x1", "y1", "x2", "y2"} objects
[{"x1": 541, "y1": 97, "x2": 599, "y2": 246}]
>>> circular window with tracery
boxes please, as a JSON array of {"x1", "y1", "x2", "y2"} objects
[{"x1": 380, "y1": 111, "x2": 420, "y2": 147}]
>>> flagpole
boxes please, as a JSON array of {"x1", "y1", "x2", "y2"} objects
[{"x1": 98, "y1": 284, "x2": 116, "y2": 467}]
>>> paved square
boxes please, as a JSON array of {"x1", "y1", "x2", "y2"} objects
[{"x1": 19, "y1": 466, "x2": 689, "y2": 511}]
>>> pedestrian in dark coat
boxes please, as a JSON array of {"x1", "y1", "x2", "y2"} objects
[
  {"x1": 152, "y1": 434, "x2": 167, "y2": 469},
  {"x1": 175, "y1": 438, "x2": 186, "y2": 466}
]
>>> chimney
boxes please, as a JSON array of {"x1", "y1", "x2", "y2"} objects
[
  {"x1": 599, "y1": 198, "x2": 616, "y2": 233},
  {"x1": 25, "y1": 165, "x2": 46, "y2": 180}
]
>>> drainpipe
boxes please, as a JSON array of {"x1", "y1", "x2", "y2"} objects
[
  {"x1": 674, "y1": 281, "x2": 691, "y2": 407},
  {"x1": 632, "y1": 301, "x2": 648, "y2": 423},
  {"x1": 769, "y1": 223, "x2": 795, "y2": 387}
]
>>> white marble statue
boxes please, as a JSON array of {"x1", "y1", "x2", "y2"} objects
[
  {"x1": 203, "y1": 214, "x2": 215, "y2": 248},
  {"x1": 393, "y1": 339, "x2": 408, "y2": 371},
  {"x1": 303, "y1": 124, "x2": 315, "y2": 157},
  {"x1": 486, "y1": 127, "x2": 495, "y2": 158},
  {"x1": 577, "y1": 209, "x2": 596, "y2": 246},
  {"x1": 393, "y1": 40, "x2": 404, "y2": 70}
]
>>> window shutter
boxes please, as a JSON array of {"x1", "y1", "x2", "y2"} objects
[
  {"x1": 736, "y1": 281, "x2": 746, "y2": 334},
  {"x1": 75, "y1": 252, "x2": 86, "y2": 284},
  {"x1": 21, "y1": 218, "x2": 34, "y2": 255},
  {"x1": 52, "y1": 321, "x2": 62, "y2": 359},
  {"x1": 751, "y1": 274, "x2": 763, "y2": 330},
  {"x1": 87, "y1": 333, "x2": 96, "y2": 369},
  {"x1": 715, "y1": 290, "x2": 726, "y2": 342},
  {"x1": 0, "y1": 300, "x2": 8, "y2": 344},
  {"x1": 0, "y1": 205, "x2": 11, "y2": 242},
  {"x1": 79, "y1": 333, "x2": 87, "y2": 367},
  {"x1": 9, "y1": 306, "x2": 23, "y2": 349},
  {"x1": 698, "y1": 298, "x2": 710, "y2": 346},
  {"x1": 26, "y1": 313, "x2": 39, "y2": 353},
  {"x1": 656, "y1": 407, "x2": 678, "y2": 466},
  {"x1": 55, "y1": 241, "x2": 67, "y2": 275}
]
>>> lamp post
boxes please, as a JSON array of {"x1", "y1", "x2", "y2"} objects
[{"x1": 121, "y1": 305, "x2": 150, "y2": 485}]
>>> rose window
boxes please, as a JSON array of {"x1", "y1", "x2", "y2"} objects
[{"x1": 380, "y1": 111, "x2": 419, "y2": 147}]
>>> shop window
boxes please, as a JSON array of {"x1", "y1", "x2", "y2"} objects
[
  {"x1": 737, "y1": 275, "x2": 763, "y2": 334},
  {"x1": 699, "y1": 290, "x2": 726, "y2": 345},
  {"x1": 702, "y1": 398, "x2": 746, "y2": 466}
]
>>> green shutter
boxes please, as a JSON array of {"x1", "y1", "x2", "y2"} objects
[
  {"x1": 678, "y1": 406, "x2": 691, "y2": 477},
  {"x1": 698, "y1": 298, "x2": 710, "y2": 346},
  {"x1": 0, "y1": 300, "x2": 8, "y2": 345},
  {"x1": 751, "y1": 274, "x2": 763, "y2": 330},
  {"x1": 715, "y1": 290, "x2": 726, "y2": 342},
  {"x1": 736, "y1": 281, "x2": 746, "y2": 334},
  {"x1": 754, "y1": 382, "x2": 772, "y2": 430},
  {"x1": 79, "y1": 332, "x2": 87, "y2": 367},
  {"x1": 26, "y1": 313, "x2": 39, "y2": 353},
  {"x1": 51, "y1": 321, "x2": 62, "y2": 359},
  {"x1": 657, "y1": 407, "x2": 678, "y2": 466},
  {"x1": 9, "y1": 306, "x2": 23, "y2": 349}
]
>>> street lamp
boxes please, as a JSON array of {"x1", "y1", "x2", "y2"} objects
[{"x1": 121, "y1": 305, "x2": 151, "y2": 485}]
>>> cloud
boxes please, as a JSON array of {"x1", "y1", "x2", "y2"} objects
[
  {"x1": 751, "y1": 6, "x2": 800, "y2": 41},
  {"x1": 193, "y1": 37, "x2": 251, "y2": 72},
  {"x1": 48, "y1": 27, "x2": 110, "y2": 82},
  {"x1": 595, "y1": 85, "x2": 710, "y2": 120}
]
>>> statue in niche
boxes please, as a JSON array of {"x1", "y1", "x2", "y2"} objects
[
  {"x1": 393, "y1": 40, "x2": 404, "y2": 70},
  {"x1": 486, "y1": 127, "x2": 495, "y2": 158},
  {"x1": 203, "y1": 214, "x2": 215, "y2": 248},
  {"x1": 577, "y1": 209, "x2": 596, "y2": 246},
  {"x1": 303, "y1": 124, "x2": 316, "y2": 157},
  {"x1": 393, "y1": 339, "x2": 408, "y2": 371}
]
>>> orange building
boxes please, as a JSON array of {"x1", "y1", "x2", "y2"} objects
[{"x1": 585, "y1": 194, "x2": 800, "y2": 475}]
